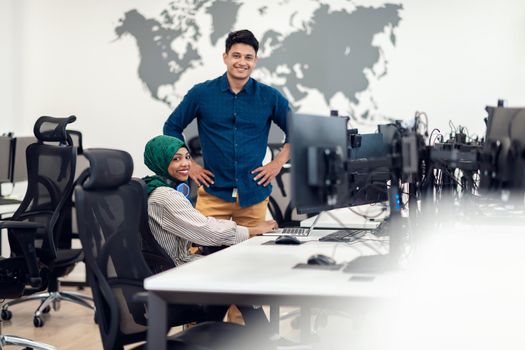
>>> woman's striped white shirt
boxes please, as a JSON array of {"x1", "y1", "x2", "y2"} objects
[{"x1": 147, "y1": 186, "x2": 249, "y2": 266}]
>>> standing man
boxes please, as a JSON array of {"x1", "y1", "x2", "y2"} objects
[{"x1": 164, "y1": 29, "x2": 290, "y2": 227}]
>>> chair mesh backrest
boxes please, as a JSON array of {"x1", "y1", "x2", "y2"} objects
[
  {"x1": 267, "y1": 157, "x2": 307, "y2": 226},
  {"x1": 75, "y1": 149, "x2": 156, "y2": 349},
  {"x1": 34, "y1": 116, "x2": 76, "y2": 145},
  {"x1": 9, "y1": 117, "x2": 77, "y2": 264},
  {"x1": 138, "y1": 196, "x2": 175, "y2": 274}
]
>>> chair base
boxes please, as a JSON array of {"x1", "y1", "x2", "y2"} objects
[
  {"x1": 2, "y1": 291, "x2": 95, "y2": 327},
  {"x1": 0, "y1": 334, "x2": 56, "y2": 350}
]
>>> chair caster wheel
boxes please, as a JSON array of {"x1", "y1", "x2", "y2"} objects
[
  {"x1": 52, "y1": 299, "x2": 60, "y2": 311},
  {"x1": 1, "y1": 309, "x2": 12, "y2": 320},
  {"x1": 33, "y1": 316, "x2": 44, "y2": 327}
]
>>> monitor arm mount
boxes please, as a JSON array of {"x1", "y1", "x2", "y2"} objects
[{"x1": 306, "y1": 146, "x2": 345, "y2": 207}]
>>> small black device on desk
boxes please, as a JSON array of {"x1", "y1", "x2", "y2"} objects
[
  {"x1": 274, "y1": 235, "x2": 301, "y2": 245},
  {"x1": 307, "y1": 254, "x2": 336, "y2": 266}
]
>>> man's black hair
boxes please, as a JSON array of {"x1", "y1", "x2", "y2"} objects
[{"x1": 225, "y1": 29, "x2": 259, "y2": 54}]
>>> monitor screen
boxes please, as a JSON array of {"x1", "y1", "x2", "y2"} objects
[
  {"x1": 347, "y1": 132, "x2": 389, "y2": 206},
  {"x1": 0, "y1": 136, "x2": 13, "y2": 183},
  {"x1": 12, "y1": 136, "x2": 37, "y2": 183},
  {"x1": 290, "y1": 114, "x2": 349, "y2": 214}
]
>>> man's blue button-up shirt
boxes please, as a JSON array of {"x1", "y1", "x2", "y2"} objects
[{"x1": 164, "y1": 73, "x2": 290, "y2": 208}]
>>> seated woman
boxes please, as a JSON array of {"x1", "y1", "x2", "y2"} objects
[
  {"x1": 143, "y1": 134, "x2": 276, "y2": 265},
  {"x1": 143, "y1": 135, "x2": 276, "y2": 326}
]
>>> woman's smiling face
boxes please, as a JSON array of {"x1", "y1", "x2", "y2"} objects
[{"x1": 167, "y1": 147, "x2": 191, "y2": 182}]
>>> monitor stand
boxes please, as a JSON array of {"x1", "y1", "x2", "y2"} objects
[{"x1": 343, "y1": 177, "x2": 404, "y2": 274}]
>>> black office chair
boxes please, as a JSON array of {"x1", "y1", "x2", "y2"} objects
[
  {"x1": 267, "y1": 143, "x2": 308, "y2": 228},
  {"x1": 74, "y1": 148, "x2": 276, "y2": 350},
  {"x1": 58, "y1": 129, "x2": 90, "y2": 285},
  {"x1": 0, "y1": 212, "x2": 56, "y2": 349},
  {"x1": 0, "y1": 116, "x2": 94, "y2": 328}
]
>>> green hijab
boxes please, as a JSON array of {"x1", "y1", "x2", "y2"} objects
[{"x1": 143, "y1": 135, "x2": 187, "y2": 195}]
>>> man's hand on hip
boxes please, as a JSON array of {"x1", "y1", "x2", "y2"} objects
[
  {"x1": 190, "y1": 161, "x2": 215, "y2": 187},
  {"x1": 251, "y1": 159, "x2": 284, "y2": 187}
]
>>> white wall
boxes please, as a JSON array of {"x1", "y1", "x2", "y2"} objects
[
  {"x1": 1, "y1": 1, "x2": 173, "y2": 176},
  {"x1": 2, "y1": 0, "x2": 525, "y2": 176},
  {"x1": 0, "y1": 0, "x2": 18, "y2": 132},
  {"x1": 372, "y1": 0, "x2": 525, "y2": 137}
]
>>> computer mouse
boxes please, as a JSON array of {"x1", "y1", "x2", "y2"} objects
[
  {"x1": 307, "y1": 254, "x2": 336, "y2": 266},
  {"x1": 274, "y1": 235, "x2": 301, "y2": 245}
]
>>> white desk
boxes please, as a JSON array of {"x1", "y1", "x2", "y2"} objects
[
  {"x1": 0, "y1": 203, "x2": 19, "y2": 217},
  {"x1": 145, "y1": 219, "x2": 525, "y2": 350},
  {"x1": 144, "y1": 230, "x2": 401, "y2": 349},
  {"x1": 1, "y1": 182, "x2": 26, "y2": 256},
  {"x1": 0, "y1": 201, "x2": 21, "y2": 257}
]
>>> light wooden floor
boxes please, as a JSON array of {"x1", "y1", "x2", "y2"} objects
[
  {"x1": 1, "y1": 286, "x2": 302, "y2": 350},
  {"x1": 1, "y1": 286, "x2": 103, "y2": 350}
]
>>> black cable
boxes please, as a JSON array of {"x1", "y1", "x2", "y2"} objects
[
  {"x1": 449, "y1": 120, "x2": 457, "y2": 134},
  {"x1": 347, "y1": 181, "x2": 389, "y2": 207},
  {"x1": 432, "y1": 161, "x2": 465, "y2": 189},
  {"x1": 385, "y1": 184, "x2": 416, "y2": 197},
  {"x1": 428, "y1": 128, "x2": 441, "y2": 146},
  {"x1": 348, "y1": 207, "x2": 386, "y2": 219},
  {"x1": 431, "y1": 133, "x2": 444, "y2": 145},
  {"x1": 347, "y1": 169, "x2": 389, "y2": 205}
]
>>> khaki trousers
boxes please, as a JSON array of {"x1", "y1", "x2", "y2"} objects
[{"x1": 195, "y1": 186, "x2": 269, "y2": 227}]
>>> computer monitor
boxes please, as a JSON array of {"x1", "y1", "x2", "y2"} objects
[
  {"x1": 347, "y1": 132, "x2": 389, "y2": 206},
  {"x1": 0, "y1": 136, "x2": 13, "y2": 184},
  {"x1": 481, "y1": 106, "x2": 525, "y2": 191},
  {"x1": 290, "y1": 114, "x2": 349, "y2": 214},
  {"x1": 11, "y1": 136, "x2": 37, "y2": 183},
  {"x1": 485, "y1": 106, "x2": 525, "y2": 142}
]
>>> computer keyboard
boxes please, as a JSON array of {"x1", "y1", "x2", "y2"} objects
[
  {"x1": 280, "y1": 227, "x2": 309, "y2": 236},
  {"x1": 319, "y1": 229, "x2": 372, "y2": 242}
]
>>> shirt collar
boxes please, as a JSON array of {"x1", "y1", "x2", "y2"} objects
[{"x1": 220, "y1": 73, "x2": 255, "y2": 95}]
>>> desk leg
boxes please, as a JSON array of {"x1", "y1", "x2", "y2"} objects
[
  {"x1": 269, "y1": 304, "x2": 280, "y2": 335},
  {"x1": 148, "y1": 292, "x2": 167, "y2": 350},
  {"x1": 300, "y1": 307, "x2": 312, "y2": 343}
]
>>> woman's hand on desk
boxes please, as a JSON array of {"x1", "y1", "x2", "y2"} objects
[{"x1": 248, "y1": 220, "x2": 277, "y2": 238}]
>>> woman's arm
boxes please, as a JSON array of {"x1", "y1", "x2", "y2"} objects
[{"x1": 149, "y1": 187, "x2": 248, "y2": 246}]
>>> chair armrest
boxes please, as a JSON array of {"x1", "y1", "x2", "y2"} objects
[
  {"x1": 0, "y1": 220, "x2": 46, "y2": 231},
  {"x1": 70, "y1": 232, "x2": 81, "y2": 240},
  {"x1": 0, "y1": 220, "x2": 44, "y2": 289},
  {"x1": 132, "y1": 291, "x2": 149, "y2": 304},
  {"x1": 16, "y1": 211, "x2": 53, "y2": 222}
]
